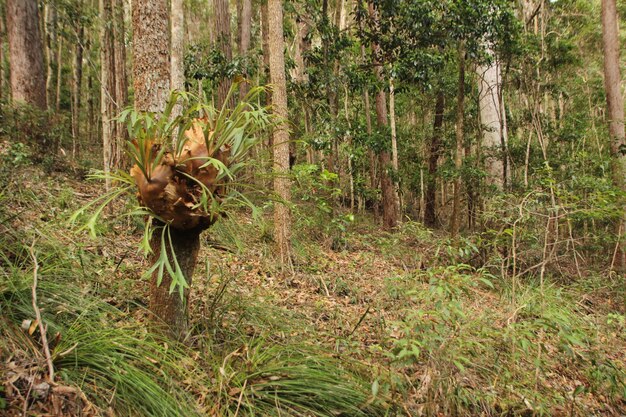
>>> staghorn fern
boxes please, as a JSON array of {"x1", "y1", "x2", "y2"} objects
[{"x1": 72, "y1": 84, "x2": 271, "y2": 295}]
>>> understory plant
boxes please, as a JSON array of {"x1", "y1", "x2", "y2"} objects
[{"x1": 72, "y1": 86, "x2": 270, "y2": 338}]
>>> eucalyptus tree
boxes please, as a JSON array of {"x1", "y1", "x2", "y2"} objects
[
  {"x1": 6, "y1": 0, "x2": 46, "y2": 110},
  {"x1": 601, "y1": 0, "x2": 626, "y2": 271},
  {"x1": 268, "y1": 0, "x2": 293, "y2": 269}
]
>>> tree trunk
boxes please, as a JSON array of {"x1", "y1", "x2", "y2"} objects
[
  {"x1": 601, "y1": 0, "x2": 626, "y2": 271},
  {"x1": 100, "y1": 0, "x2": 116, "y2": 190},
  {"x1": 238, "y1": 0, "x2": 252, "y2": 100},
  {"x1": 477, "y1": 46, "x2": 505, "y2": 189},
  {"x1": 44, "y1": 3, "x2": 56, "y2": 109},
  {"x1": 113, "y1": 0, "x2": 128, "y2": 167},
  {"x1": 389, "y1": 75, "x2": 401, "y2": 213},
  {"x1": 360, "y1": 44, "x2": 378, "y2": 216},
  {"x1": 72, "y1": 23, "x2": 84, "y2": 158},
  {"x1": 133, "y1": 0, "x2": 197, "y2": 338},
  {"x1": 261, "y1": 0, "x2": 271, "y2": 111},
  {"x1": 171, "y1": 0, "x2": 185, "y2": 96},
  {"x1": 149, "y1": 223, "x2": 202, "y2": 340},
  {"x1": 55, "y1": 32, "x2": 63, "y2": 112},
  {"x1": 0, "y1": 2, "x2": 5, "y2": 101},
  {"x1": 425, "y1": 91, "x2": 445, "y2": 228},
  {"x1": 132, "y1": 0, "x2": 170, "y2": 113},
  {"x1": 368, "y1": 3, "x2": 397, "y2": 229},
  {"x1": 6, "y1": 0, "x2": 46, "y2": 110},
  {"x1": 268, "y1": 0, "x2": 292, "y2": 270},
  {"x1": 451, "y1": 43, "x2": 465, "y2": 237},
  {"x1": 214, "y1": 0, "x2": 234, "y2": 109}
]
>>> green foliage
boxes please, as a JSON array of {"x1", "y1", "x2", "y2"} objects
[
  {"x1": 72, "y1": 86, "x2": 270, "y2": 295},
  {"x1": 292, "y1": 163, "x2": 354, "y2": 249},
  {"x1": 384, "y1": 263, "x2": 626, "y2": 415}
]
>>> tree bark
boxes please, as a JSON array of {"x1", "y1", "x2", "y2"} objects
[
  {"x1": 132, "y1": 0, "x2": 170, "y2": 113},
  {"x1": 451, "y1": 42, "x2": 465, "y2": 237},
  {"x1": 360, "y1": 44, "x2": 378, "y2": 215},
  {"x1": 602, "y1": 0, "x2": 626, "y2": 271},
  {"x1": 44, "y1": 3, "x2": 56, "y2": 109},
  {"x1": 238, "y1": 0, "x2": 252, "y2": 100},
  {"x1": 389, "y1": 75, "x2": 401, "y2": 213},
  {"x1": 171, "y1": 0, "x2": 185, "y2": 98},
  {"x1": 214, "y1": 0, "x2": 234, "y2": 109},
  {"x1": 425, "y1": 91, "x2": 445, "y2": 228},
  {"x1": 368, "y1": 3, "x2": 397, "y2": 229},
  {"x1": 477, "y1": 46, "x2": 505, "y2": 189},
  {"x1": 100, "y1": 0, "x2": 117, "y2": 190},
  {"x1": 0, "y1": 2, "x2": 5, "y2": 101},
  {"x1": 149, "y1": 224, "x2": 202, "y2": 340},
  {"x1": 55, "y1": 32, "x2": 63, "y2": 112},
  {"x1": 6, "y1": 0, "x2": 46, "y2": 110},
  {"x1": 268, "y1": 0, "x2": 293, "y2": 270},
  {"x1": 133, "y1": 0, "x2": 198, "y2": 338},
  {"x1": 113, "y1": 0, "x2": 128, "y2": 167},
  {"x1": 72, "y1": 23, "x2": 84, "y2": 158}
]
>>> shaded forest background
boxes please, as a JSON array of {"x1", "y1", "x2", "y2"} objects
[{"x1": 0, "y1": 0, "x2": 625, "y2": 416}]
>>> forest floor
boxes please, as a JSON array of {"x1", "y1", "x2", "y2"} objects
[{"x1": 1, "y1": 162, "x2": 625, "y2": 416}]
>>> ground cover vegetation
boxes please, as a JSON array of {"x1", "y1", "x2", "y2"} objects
[{"x1": 0, "y1": 0, "x2": 625, "y2": 416}]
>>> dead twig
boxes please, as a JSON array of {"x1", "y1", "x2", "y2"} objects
[{"x1": 29, "y1": 241, "x2": 55, "y2": 382}]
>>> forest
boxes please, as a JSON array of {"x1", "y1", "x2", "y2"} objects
[{"x1": 0, "y1": 0, "x2": 625, "y2": 415}]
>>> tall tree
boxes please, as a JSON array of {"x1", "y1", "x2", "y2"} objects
[
  {"x1": 171, "y1": 0, "x2": 185, "y2": 98},
  {"x1": 100, "y1": 0, "x2": 117, "y2": 189},
  {"x1": 368, "y1": 2, "x2": 398, "y2": 229},
  {"x1": 214, "y1": 0, "x2": 233, "y2": 108},
  {"x1": 424, "y1": 90, "x2": 445, "y2": 228},
  {"x1": 477, "y1": 45, "x2": 506, "y2": 189},
  {"x1": 132, "y1": 0, "x2": 194, "y2": 338},
  {"x1": 6, "y1": 0, "x2": 46, "y2": 109},
  {"x1": 451, "y1": 42, "x2": 465, "y2": 237},
  {"x1": 238, "y1": 0, "x2": 252, "y2": 100},
  {"x1": 132, "y1": 0, "x2": 170, "y2": 113},
  {"x1": 113, "y1": 0, "x2": 128, "y2": 165},
  {"x1": 601, "y1": 0, "x2": 626, "y2": 270},
  {"x1": 268, "y1": 0, "x2": 292, "y2": 269},
  {"x1": 71, "y1": 19, "x2": 84, "y2": 158},
  {"x1": 44, "y1": 2, "x2": 57, "y2": 109}
]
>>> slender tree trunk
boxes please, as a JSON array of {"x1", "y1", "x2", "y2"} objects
[
  {"x1": 602, "y1": 0, "x2": 626, "y2": 271},
  {"x1": 368, "y1": 3, "x2": 397, "y2": 229},
  {"x1": 44, "y1": 3, "x2": 56, "y2": 109},
  {"x1": 0, "y1": 2, "x2": 5, "y2": 102},
  {"x1": 171, "y1": 0, "x2": 185, "y2": 95},
  {"x1": 451, "y1": 42, "x2": 465, "y2": 237},
  {"x1": 261, "y1": 0, "x2": 270, "y2": 110},
  {"x1": 6, "y1": 0, "x2": 46, "y2": 110},
  {"x1": 425, "y1": 91, "x2": 445, "y2": 228},
  {"x1": 87, "y1": 34, "x2": 95, "y2": 147},
  {"x1": 100, "y1": 0, "x2": 116, "y2": 189},
  {"x1": 389, "y1": 75, "x2": 400, "y2": 213},
  {"x1": 214, "y1": 0, "x2": 234, "y2": 109},
  {"x1": 113, "y1": 0, "x2": 128, "y2": 167},
  {"x1": 72, "y1": 23, "x2": 84, "y2": 158},
  {"x1": 55, "y1": 32, "x2": 63, "y2": 112},
  {"x1": 238, "y1": 0, "x2": 252, "y2": 100},
  {"x1": 268, "y1": 0, "x2": 292, "y2": 270},
  {"x1": 360, "y1": 43, "x2": 378, "y2": 215},
  {"x1": 477, "y1": 46, "x2": 505, "y2": 189}
]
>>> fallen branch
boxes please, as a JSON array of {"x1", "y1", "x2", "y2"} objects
[{"x1": 29, "y1": 241, "x2": 54, "y2": 382}]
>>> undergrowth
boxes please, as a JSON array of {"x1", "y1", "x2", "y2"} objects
[{"x1": 1, "y1": 157, "x2": 625, "y2": 416}]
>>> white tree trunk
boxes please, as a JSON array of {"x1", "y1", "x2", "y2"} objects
[
  {"x1": 171, "y1": 0, "x2": 184, "y2": 94},
  {"x1": 477, "y1": 47, "x2": 505, "y2": 189}
]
